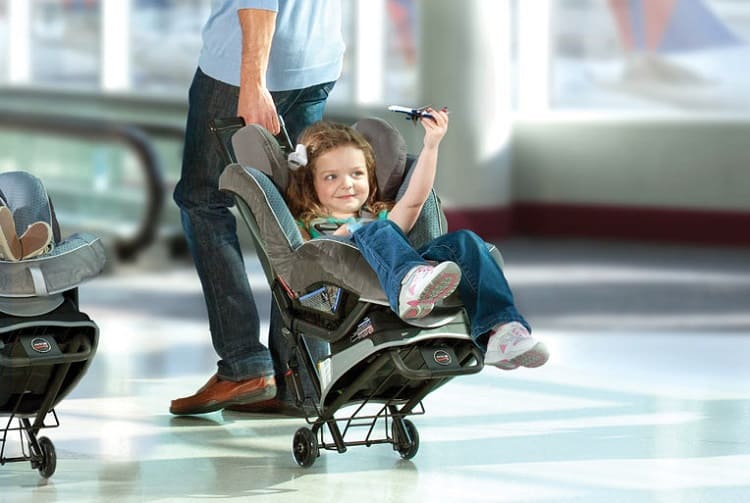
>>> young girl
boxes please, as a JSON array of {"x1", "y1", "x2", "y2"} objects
[{"x1": 285, "y1": 110, "x2": 548, "y2": 370}]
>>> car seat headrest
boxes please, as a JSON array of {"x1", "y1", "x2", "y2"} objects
[
  {"x1": 231, "y1": 117, "x2": 408, "y2": 201},
  {"x1": 352, "y1": 117, "x2": 407, "y2": 202},
  {"x1": 232, "y1": 124, "x2": 290, "y2": 190}
]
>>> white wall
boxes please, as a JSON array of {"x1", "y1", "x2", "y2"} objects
[{"x1": 511, "y1": 116, "x2": 750, "y2": 212}]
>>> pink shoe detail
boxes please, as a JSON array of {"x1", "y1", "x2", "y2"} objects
[
  {"x1": 398, "y1": 261, "x2": 461, "y2": 320},
  {"x1": 484, "y1": 322, "x2": 549, "y2": 370}
]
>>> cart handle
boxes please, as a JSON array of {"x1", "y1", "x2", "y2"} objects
[
  {"x1": 0, "y1": 338, "x2": 94, "y2": 368},
  {"x1": 387, "y1": 345, "x2": 484, "y2": 380}
]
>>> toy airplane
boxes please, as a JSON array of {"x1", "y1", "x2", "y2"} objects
[{"x1": 388, "y1": 105, "x2": 435, "y2": 123}]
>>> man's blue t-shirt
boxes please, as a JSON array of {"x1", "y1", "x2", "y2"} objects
[{"x1": 199, "y1": 0, "x2": 345, "y2": 91}]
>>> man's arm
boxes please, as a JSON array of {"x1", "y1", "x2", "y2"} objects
[{"x1": 237, "y1": 8, "x2": 280, "y2": 134}]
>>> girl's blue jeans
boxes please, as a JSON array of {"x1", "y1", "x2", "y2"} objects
[{"x1": 352, "y1": 220, "x2": 529, "y2": 350}]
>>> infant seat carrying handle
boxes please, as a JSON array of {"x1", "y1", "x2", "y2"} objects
[{"x1": 0, "y1": 333, "x2": 94, "y2": 368}]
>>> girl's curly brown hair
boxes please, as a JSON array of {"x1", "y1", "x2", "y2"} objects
[{"x1": 286, "y1": 121, "x2": 393, "y2": 226}]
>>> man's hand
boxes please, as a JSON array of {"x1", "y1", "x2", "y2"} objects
[
  {"x1": 237, "y1": 8, "x2": 280, "y2": 134},
  {"x1": 237, "y1": 82, "x2": 280, "y2": 134}
]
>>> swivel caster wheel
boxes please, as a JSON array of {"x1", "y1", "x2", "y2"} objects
[
  {"x1": 292, "y1": 427, "x2": 319, "y2": 467},
  {"x1": 36, "y1": 437, "x2": 57, "y2": 479},
  {"x1": 393, "y1": 419, "x2": 419, "y2": 460}
]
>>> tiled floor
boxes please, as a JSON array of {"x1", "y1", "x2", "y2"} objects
[{"x1": 2, "y1": 239, "x2": 749, "y2": 502}]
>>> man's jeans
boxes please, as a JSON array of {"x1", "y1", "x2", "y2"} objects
[
  {"x1": 352, "y1": 220, "x2": 529, "y2": 350},
  {"x1": 173, "y1": 68, "x2": 334, "y2": 383}
]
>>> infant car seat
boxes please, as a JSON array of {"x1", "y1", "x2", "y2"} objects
[
  {"x1": 0, "y1": 171, "x2": 105, "y2": 478},
  {"x1": 215, "y1": 117, "x2": 504, "y2": 467}
]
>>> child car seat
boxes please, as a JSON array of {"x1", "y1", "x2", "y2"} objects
[
  {"x1": 0, "y1": 171, "x2": 105, "y2": 479},
  {"x1": 215, "y1": 117, "x2": 501, "y2": 467}
]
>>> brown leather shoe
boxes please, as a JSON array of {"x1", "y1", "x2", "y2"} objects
[
  {"x1": 0, "y1": 206, "x2": 21, "y2": 262},
  {"x1": 19, "y1": 221, "x2": 53, "y2": 259},
  {"x1": 169, "y1": 374, "x2": 277, "y2": 416},
  {"x1": 224, "y1": 398, "x2": 307, "y2": 418}
]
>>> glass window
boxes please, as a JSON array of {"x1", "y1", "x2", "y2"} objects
[
  {"x1": 5, "y1": 1, "x2": 419, "y2": 106},
  {"x1": 0, "y1": 1, "x2": 7, "y2": 85},
  {"x1": 548, "y1": 0, "x2": 750, "y2": 113},
  {"x1": 130, "y1": 0, "x2": 209, "y2": 95},
  {"x1": 384, "y1": 0, "x2": 419, "y2": 105},
  {"x1": 30, "y1": 0, "x2": 101, "y2": 89},
  {"x1": 0, "y1": 131, "x2": 151, "y2": 240},
  {"x1": 330, "y1": 0, "x2": 419, "y2": 106},
  {"x1": 327, "y1": 0, "x2": 354, "y2": 104}
]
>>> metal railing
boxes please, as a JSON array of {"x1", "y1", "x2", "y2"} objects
[{"x1": 0, "y1": 110, "x2": 171, "y2": 260}]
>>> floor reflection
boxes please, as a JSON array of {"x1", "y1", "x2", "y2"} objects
[{"x1": 2, "y1": 239, "x2": 749, "y2": 502}]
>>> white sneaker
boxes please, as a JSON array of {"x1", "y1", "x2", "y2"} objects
[
  {"x1": 398, "y1": 262, "x2": 461, "y2": 319},
  {"x1": 484, "y1": 321, "x2": 549, "y2": 370}
]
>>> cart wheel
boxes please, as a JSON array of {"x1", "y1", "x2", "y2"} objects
[
  {"x1": 393, "y1": 419, "x2": 419, "y2": 460},
  {"x1": 292, "y1": 427, "x2": 318, "y2": 467},
  {"x1": 37, "y1": 437, "x2": 57, "y2": 479}
]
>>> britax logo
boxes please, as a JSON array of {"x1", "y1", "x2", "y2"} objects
[
  {"x1": 433, "y1": 350, "x2": 452, "y2": 366},
  {"x1": 30, "y1": 338, "x2": 52, "y2": 353}
]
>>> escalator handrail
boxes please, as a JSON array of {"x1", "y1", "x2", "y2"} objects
[{"x1": 0, "y1": 110, "x2": 166, "y2": 261}]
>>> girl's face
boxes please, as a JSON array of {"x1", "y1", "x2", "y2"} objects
[{"x1": 312, "y1": 145, "x2": 370, "y2": 219}]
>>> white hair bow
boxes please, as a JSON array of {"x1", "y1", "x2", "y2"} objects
[{"x1": 288, "y1": 144, "x2": 308, "y2": 170}]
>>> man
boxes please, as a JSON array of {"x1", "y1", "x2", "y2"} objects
[{"x1": 171, "y1": 0, "x2": 344, "y2": 415}]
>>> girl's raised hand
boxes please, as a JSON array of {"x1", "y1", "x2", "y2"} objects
[{"x1": 421, "y1": 107, "x2": 449, "y2": 149}]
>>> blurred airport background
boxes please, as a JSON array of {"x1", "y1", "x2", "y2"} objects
[
  {"x1": 1, "y1": 5, "x2": 749, "y2": 499},
  {"x1": 0, "y1": 0, "x2": 749, "y2": 261}
]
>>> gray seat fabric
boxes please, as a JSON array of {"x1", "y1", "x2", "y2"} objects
[
  {"x1": 0, "y1": 171, "x2": 106, "y2": 316},
  {"x1": 220, "y1": 163, "x2": 386, "y2": 302},
  {"x1": 0, "y1": 233, "x2": 105, "y2": 297}
]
